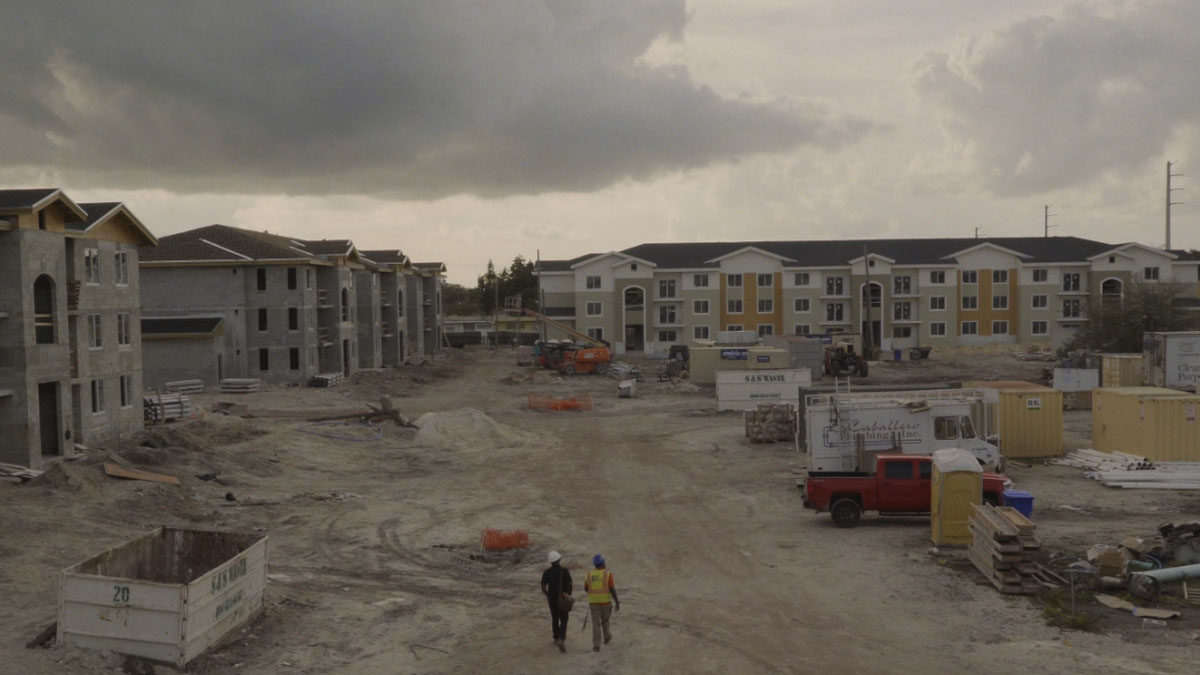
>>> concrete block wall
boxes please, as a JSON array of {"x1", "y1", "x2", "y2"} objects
[
  {"x1": 354, "y1": 270, "x2": 383, "y2": 369},
  {"x1": 405, "y1": 274, "x2": 425, "y2": 357},
  {"x1": 241, "y1": 264, "x2": 321, "y2": 385},
  {"x1": 141, "y1": 266, "x2": 249, "y2": 378},
  {"x1": 316, "y1": 266, "x2": 358, "y2": 377},
  {"x1": 142, "y1": 336, "x2": 224, "y2": 389}
]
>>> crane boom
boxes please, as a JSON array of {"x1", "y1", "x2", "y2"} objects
[{"x1": 509, "y1": 308, "x2": 609, "y2": 347}]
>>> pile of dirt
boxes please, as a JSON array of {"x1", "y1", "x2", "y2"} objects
[
  {"x1": 415, "y1": 408, "x2": 528, "y2": 450},
  {"x1": 669, "y1": 381, "x2": 702, "y2": 393},
  {"x1": 29, "y1": 462, "x2": 102, "y2": 493},
  {"x1": 179, "y1": 417, "x2": 268, "y2": 447},
  {"x1": 501, "y1": 370, "x2": 558, "y2": 385}
]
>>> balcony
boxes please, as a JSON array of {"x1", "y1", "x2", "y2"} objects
[
  {"x1": 67, "y1": 280, "x2": 81, "y2": 312},
  {"x1": 820, "y1": 317, "x2": 851, "y2": 325},
  {"x1": 1057, "y1": 314, "x2": 1088, "y2": 322},
  {"x1": 317, "y1": 289, "x2": 333, "y2": 308},
  {"x1": 891, "y1": 315, "x2": 921, "y2": 324},
  {"x1": 317, "y1": 327, "x2": 333, "y2": 346}
]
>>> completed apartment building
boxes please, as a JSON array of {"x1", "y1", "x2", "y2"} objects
[
  {"x1": 537, "y1": 237, "x2": 1200, "y2": 354},
  {"x1": 0, "y1": 188, "x2": 157, "y2": 466},
  {"x1": 139, "y1": 225, "x2": 445, "y2": 389}
]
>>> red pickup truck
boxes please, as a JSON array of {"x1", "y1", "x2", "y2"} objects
[{"x1": 802, "y1": 454, "x2": 1011, "y2": 528}]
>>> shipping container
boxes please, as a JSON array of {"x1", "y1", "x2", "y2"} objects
[
  {"x1": 1143, "y1": 331, "x2": 1200, "y2": 391},
  {"x1": 689, "y1": 346, "x2": 789, "y2": 384},
  {"x1": 58, "y1": 528, "x2": 268, "y2": 669},
  {"x1": 1092, "y1": 387, "x2": 1200, "y2": 460},
  {"x1": 931, "y1": 448, "x2": 983, "y2": 547},
  {"x1": 715, "y1": 368, "x2": 811, "y2": 411},
  {"x1": 763, "y1": 335, "x2": 826, "y2": 381},
  {"x1": 1101, "y1": 353, "x2": 1144, "y2": 388},
  {"x1": 963, "y1": 381, "x2": 1063, "y2": 458}
]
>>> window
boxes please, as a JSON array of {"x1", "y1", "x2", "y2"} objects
[
  {"x1": 794, "y1": 298, "x2": 810, "y2": 312},
  {"x1": 934, "y1": 416, "x2": 959, "y2": 440},
  {"x1": 919, "y1": 462, "x2": 933, "y2": 480},
  {"x1": 87, "y1": 314, "x2": 103, "y2": 348},
  {"x1": 930, "y1": 322, "x2": 946, "y2": 336},
  {"x1": 586, "y1": 301, "x2": 602, "y2": 316},
  {"x1": 289, "y1": 307, "x2": 299, "y2": 331},
  {"x1": 1144, "y1": 266, "x2": 1160, "y2": 281},
  {"x1": 693, "y1": 299, "x2": 710, "y2": 315},
  {"x1": 306, "y1": 268, "x2": 313, "y2": 289},
  {"x1": 694, "y1": 326, "x2": 710, "y2": 340},
  {"x1": 290, "y1": 347, "x2": 300, "y2": 370},
  {"x1": 726, "y1": 324, "x2": 743, "y2": 331},
  {"x1": 586, "y1": 327, "x2": 604, "y2": 341},
  {"x1": 693, "y1": 274, "x2": 709, "y2": 288},
  {"x1": 91, "y1": 379, "x2": 106, "y2": 414},
  {"x1": 1032, "y1": 321, "x2": 1048, "y2": 335},
  {"x1": 341, "y1": 288, "x2": 350, "y2": 322},
  {"x1": 825, "y1": 303, "x2": 844, "y2": 322},
  {"x1": 1062, "y1": 273, "x2": 1081, "y2": 292},
  {"x1": 883, "y1": 461, "x2": 914, "y2": 479},
  {"x1": 256, "y1": 267, "x2": 267, "y2": 291},
  {"x1": 258, "y1": 308, "x2": 269, "y2": 331},
  {"x1": 794, "y1": 272, "x2": 810, "y2": 286},
  {"x1": 929, "y1": 270, "x2": 946, "y2": 284},
  {"x1": 120, "y1": 375, "x2": 133, "y2": 408},
  {"x1": 893, "y1": 326, "x2": 912, "y2": 338},
  {"x1": 586, "y1": 275, "x2": 601, "y2": 290},
  {"x1": 1032, "y1": 269, "x2": 1048, "y2": 283},
  {"x1": 757, "y1": 298, "x2": 773, "y2": 313},
  {"x1": 794, "y1": 324, "x2": 811, "y2": 335},
  {"x1": 84, "y1": 249, "x2": 101, "y2": 284},
  {"x1": 961, "y1": 321, "x2": 978, "y2": 335},
  {"x1": 991, "y1": 320, "x2": 1009, "y2": 335},
  {"x1": 114, "y1": 251, "x2": 129, "y2": 286},
  {"x1": 757, "y1": 273, "x2": 773, "y2": 287},
  {"x1": 259, "y1": 348, "x2": 270, "y2": 371},
  {"x1": 117, "y1": 313, "x2": 131, "y2": 346},
  {"x1": 929, "y1": 296, "x2": 946, "y2": 311},
  {"x1": 287, "y1": 267, "x2": 297, "y2": 290},
  {"x1": 658, "y1": 305, "x2": 677, "y2": 324},
  {"x1": 757, "y1": 324, "x2": 774, "y2": 337},
  {"x1": 892, "y1": 276, "x2": 912, "y2": 295},
  {"x1": 962, "y1": 295, "x2": 977, "y2": 310},
  {"x1": 38, "y1": 210, "x2": 47, "y2": 230},
  {"x1": 658, "y1": 279, "x2": 676, "y2": 298},
  {"x1": 658, "y1": 330, "x2": 677, "y2": 342},
  {"x1": 893, "y1": 302, "x2": 912, "y2": 321},
  {"x1": 397, "y1": 290, "x2": 404, "y2": 316},
  {"x1": 728, "y1": 299, "x2": 743, "y2": 314},
  {"x1": 1032, "y1": 294, "x2": 1048, "y2": 309},
  {"x1": 962, "y1": 270, "x2": 977, "y2": 284},
  {"x1": 992, "y1": 295, "x2": 1008, "y2": 310},
  {"x1": 992, "y1": 270, "x2": 1008, "y2": 284},
  {"x1": 1062, "y1": 299, "x2": 1083, "y2": 318},
  {"x1": 630, "y1": 263, "x2": 638, "y2": 271},
  {"x1": 727, "y1": 274, "x2": 743, "y2": 287},
  {"x1": 33, "y1": 275, "x2": 55, "y2": 344},
  {"x1": 825, "y1": 276, "x2": 844, "y2": 295}
]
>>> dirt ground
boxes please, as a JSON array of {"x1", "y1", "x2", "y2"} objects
[{"x1": 2, "y1": 348, "x2": 1198, "y2": 674}]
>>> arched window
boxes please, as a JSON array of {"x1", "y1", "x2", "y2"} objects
[
  {"x1": 341, "y1": 288, "x2": 350, "y2": 322},
  {"x1": 1101, "y1": 278, "x2": 1123, "y2": 303},
  {"x1": 33, "y1": 275, "x2": 55, "y2": 344}
]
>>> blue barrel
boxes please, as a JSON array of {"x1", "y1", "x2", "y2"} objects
[
  {"x1": 1002, "y1": 489, "x2": 1034, "y2": 518},
  {"x1": 893, "y1": 349, "x2": 902, "y2": 361}
]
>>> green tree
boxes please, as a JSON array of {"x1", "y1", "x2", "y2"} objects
[
  {"x1": 1060, "y1": 280, "x2": 1200, "y2": 354},
  {"x1": 477, "y1": 256, "x2": 537, "y2": 315},
  {"x1": 442, "y1": 282, "x2": 480, "y2": 316}
]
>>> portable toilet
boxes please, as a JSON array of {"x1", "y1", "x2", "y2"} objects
[{"x1": 931, "y1": 448, "x2": 983, "y2": 547}]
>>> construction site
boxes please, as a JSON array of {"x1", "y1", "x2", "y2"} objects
[{"x1": 2, "y1": 329, "x2": 1199, "y2": 674}]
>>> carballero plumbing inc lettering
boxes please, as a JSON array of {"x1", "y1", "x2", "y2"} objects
[{"x1": 821, "y1": 418, "x2": 923, "y2": 449}]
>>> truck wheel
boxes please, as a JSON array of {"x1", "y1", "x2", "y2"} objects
[
  {"x1": 562, "y1": 364, "x2": 576, "y2": 375},
  {"x1": 830, "y1": 499, "x2": 862, "y2": 528},
  {"x1": 831, "y1": 363, "x2": 842, "y2": 377},
  {"x1": 858, "y1": 361, "x2": 869, "y2": 377},
  {"x1": 595, "y1": 362, "x2": 609, "y2": 376}
]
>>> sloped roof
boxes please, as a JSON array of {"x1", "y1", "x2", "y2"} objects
[
  {"x1": 360, "y1": 249, "x2": 408, "y2": 264},
  {"x1": 304, "y1": 239, "x2": 354, "y2": 256},
  {"x1": 414, "y1": 262, "x2": 446, "y2": 272},
  {"x1": 141, "y1": 224, "x2": 314, "y2": 262},
  {"x1": 67, "y1": 202, "x2": 159, "y2": 246},
  {"x1": 0, "y1": 188, "x2": 87, "y2": 219},
  {"x1": 537, "y1": 253, "x2": 599, "y2": 272}
]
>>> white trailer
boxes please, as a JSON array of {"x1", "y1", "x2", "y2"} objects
[
  {"x1": 798, "y1": 389, "x2": 1002, "y2": 473},
  {"x1": 1144, "y1": 331, "x2": 1200, "y2": 391}
]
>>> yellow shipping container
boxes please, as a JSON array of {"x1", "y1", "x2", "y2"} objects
[
  {"x1": 963, "y1": 381, "x2": 1063, "y2": 458},
  {"x1": 1101, "y1": 354, "x2": 1144, "y2": 388},
  {"x1": 1092, "y1": 387, "x2": 1200, "y2": 459},
  {"x1": 688, "y1": 346, "x2": 789, "y2": 384},
  {"x1": 931, "y1": 449, "x2": 983, "y2": 547},
  {"x1": 746, "y1": 347, "x2": 790, "y2": 370}
]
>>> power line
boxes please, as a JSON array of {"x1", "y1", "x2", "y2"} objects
[{"x1": 1166, "y1": 161, "x2": 1184, "y2": 250}]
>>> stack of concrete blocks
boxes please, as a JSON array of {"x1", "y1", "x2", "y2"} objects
[{"x1": 743, "y1": 403, "x2": 797, "y2": 443}]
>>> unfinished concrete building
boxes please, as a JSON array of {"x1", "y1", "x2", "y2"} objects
[
  {"x1": 0, "y1": 189, "x2": 157, "y2": 466},
  {"x1": 360, "y1": 250, "x2": 414, "y2": 365},
  {"x1": 413, "y1": 262, "x2": 447, "y2": 355}
]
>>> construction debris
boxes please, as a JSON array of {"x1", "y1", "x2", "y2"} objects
[
  {"x1": 163, "y1": 379, "x2": 204, "y2": 394},
  {"x1": 221, "y1": 377, "x2": 263, "y2": 394},
  {"x1": 1094, "y1": 594, "x2": 1181, "y2": 619},
  {"x1": 618, "y1": 378, "x2": 637, "y2": 398},
  {"x1": 143, "y1": 392, "x2": 193, "y2": 423},
  {"x1": 527, "y1": 393, "x2": 594, "y2": 412},
  {"x1": 967, "y1": 503, "x2": 1043, "y2": 595},
  {"x1": 311, "y1": 372, "x2": 344, "y2": 387},
  {"x1": 0, "y1": 463, "x2": 44, "y2": 484},
  {"x1": 744, "y1": 403, "x2": 797, "y2": 443},
  {"x1": 1056, "y1": 449, "x2": 1200, "y2": 489},
  {"x1": 103, "y1": 462, "x2": 181, "y2": 486}
]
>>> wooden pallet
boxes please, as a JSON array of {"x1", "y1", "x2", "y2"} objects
[{"x1": 968, "y1": 503, "x2": 1043, "y2": 595}]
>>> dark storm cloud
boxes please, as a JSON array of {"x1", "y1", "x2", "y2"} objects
[{"x1": 0, "y1": 1, "x2": 871, "y2": 198}]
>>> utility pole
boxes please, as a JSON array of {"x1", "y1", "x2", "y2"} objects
[
  {"x1": 974, "y1": 226, "x2": 981, "y2": 239},
  {"x1": 1167, "y1": 161, "x2": 1183, "y2": 250},
  {"x1": 1044, "y1": 205, "x2": 1057, "y2": 237},
  {"x1": 861, "y1": 244, "x2": 873, "y2": 360}
]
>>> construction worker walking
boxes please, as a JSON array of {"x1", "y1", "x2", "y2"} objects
[{"x1": 584, "y1": 554, "x2": 620, "y2": 652}]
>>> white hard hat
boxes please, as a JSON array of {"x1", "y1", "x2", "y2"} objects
[{"x1": 548, "y1": 551, "x2": 562, "y2": 563}]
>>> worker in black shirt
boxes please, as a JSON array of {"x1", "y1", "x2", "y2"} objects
[{"x1": 540, "y1": 551, "x2": 573, "y2": 652}]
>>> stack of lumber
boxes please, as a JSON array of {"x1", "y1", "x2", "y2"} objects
[
  {"x1": 311, "y1": 372, "x2": 344, "y2": 388},
  {"x1": 744, "y1": 403, "x2": 797, "y2": 443},
  {"x1": 164, "y1": 379, "x2": 203, "y2": 394},
  {"x1": 143, "y1": 393, "x2": 192, "y2": 423},
  {"x1": 968, "y1": 503, "x2": 1043, "y2": 595},
  {"x1": 220, "y1": 378, "x2": 263, "y2": 394},
  {"x1": 0, "y1": 463, "x2": 43, "y2": 484},
  {"x1": 1056, "y1": 450, "x2": 1200, "y2": 489}
]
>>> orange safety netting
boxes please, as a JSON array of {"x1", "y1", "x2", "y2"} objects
[
  {"x1": 527, "y1": 394, "x2": 594, "y2": 412},
  {"x1": 480, "y1": 528, "x2": 530, "y2": 551}
]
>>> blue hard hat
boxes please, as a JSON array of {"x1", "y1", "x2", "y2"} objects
[{"x1": 593, "y1": 554, "x2": 605, "y2": 566}]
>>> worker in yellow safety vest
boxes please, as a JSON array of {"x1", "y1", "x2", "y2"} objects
[{"x1": 584, "y1": 554, "x2": 620, "y2": 652}]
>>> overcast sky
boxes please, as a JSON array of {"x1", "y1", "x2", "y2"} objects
[{"x1": 2, "y1": 0, "x2": 1198, "y2": 283}]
